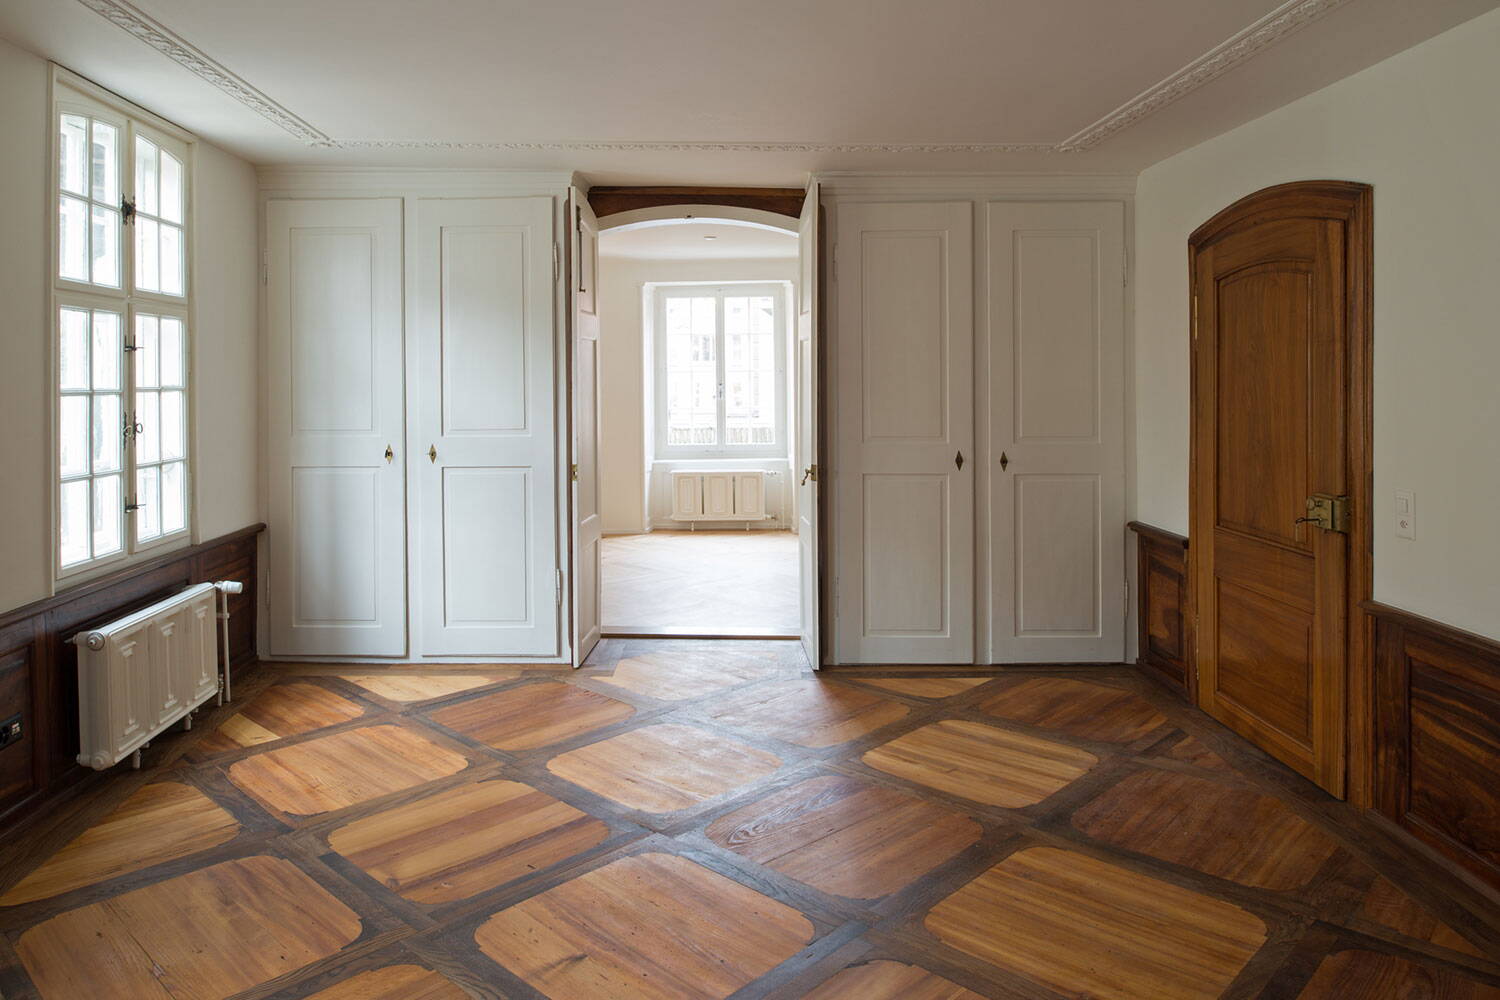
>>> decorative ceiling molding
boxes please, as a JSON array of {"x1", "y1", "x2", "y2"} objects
[
  {"x1": 75, "y1": 0, "x2": 332, "y2": 144},
  {"x1": 81, "y1": 0, "x2": 1352, "y2": 158},
  {"x1": 1058, "y1": 0, "x2": 1356, "y2": 151}
]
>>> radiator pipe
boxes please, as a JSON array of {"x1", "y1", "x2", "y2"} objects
[{"x1": 214, "y1": 580, "x2": 244, "y2": 705}]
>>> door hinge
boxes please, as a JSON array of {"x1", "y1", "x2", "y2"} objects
[
  {"x1": 261, "y1": 249, "x2": 270, "y2": 286},
  {"x1": 553, "y1": 243, "x2": 561, "y2": 282},
  {"x1": 830, "y1": 244, "x2": 837, "y2": 284},
  {"x1": 555, "y1": 569, "x2": 563, "y2": 605},
  {"x1": 1122, "y1": 248, "x2": 1129, "y2": 288},
  {"x1": 1124, "y1": 579, "x2": 1131, "y2": 615}
]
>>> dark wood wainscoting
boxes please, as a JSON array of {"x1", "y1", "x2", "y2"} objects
[
  {"x1": 1368, "y1": 601, "x2": 1500, "y2": 891},
  {"x1": 1129, "y1": 522, "x2": 1192, "y2": 699},
  {"x1": 587, "y1": 186, "x2": 806, "y2": 219},
  {"x1": 0, "y1": 524, "x2": 263, "y2": 826}
]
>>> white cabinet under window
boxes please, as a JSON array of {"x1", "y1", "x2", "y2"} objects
[{"x1": 670, "y1": 471, "x2": 767, "y2": 523}]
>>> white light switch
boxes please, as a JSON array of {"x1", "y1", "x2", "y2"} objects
[{"x1": 1394, "y1": 490, "x2": 1415, "y2": 539}]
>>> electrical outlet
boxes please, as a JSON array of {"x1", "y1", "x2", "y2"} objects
[
  {"x1": 0, "y1": 713, "x2": 22, "y2": 749},
  {"x1": 1394, "y1": 490, "x2": 1415, "y2": 539}
]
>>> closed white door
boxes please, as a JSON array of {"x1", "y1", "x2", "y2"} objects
[
  {"x1": 413, "y1": 197, "x2": 558, "y2": 656},
  {"x1": 570, "y1": 188, "x2": 602, "y2": 667},
  {"x1": 989, "y1": 202, "x2": 1126, "y2": 662},
  {"x1": 834, "y1": 202, "x2": 974, "y2": 663},
  {"x1": 797, "y1": 184, "x2": 821, "y2": 668},
  {"x1": 266, "y1": 198, "x2": 406, "y2": 656}
]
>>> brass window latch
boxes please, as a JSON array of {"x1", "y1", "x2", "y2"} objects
[{"x1": 1296, "y1": 493, "x2": 1350, "y2": 533}]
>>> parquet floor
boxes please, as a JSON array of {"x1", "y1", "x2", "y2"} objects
[
  {"x1": 2, "y1": 640, "x2": 1499, "y2": 999},
  {"x1": 601, "y1": 531, "x2": 800, "y2": 635}
]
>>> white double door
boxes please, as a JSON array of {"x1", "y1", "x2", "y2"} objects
[
  {"x1": 267, "y1": 196, "x2": 560, "y2": 658},
  {"x1": 832, "y1": 199, "x2": 1125, "y2": 664}
]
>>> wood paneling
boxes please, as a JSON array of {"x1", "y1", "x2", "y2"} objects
[
  {"x1": 1129, "y1": 522, "x2": 1192, "y2": 695},
  {"x1": 428, "y1": 681, "x2": 633, "y2": 751},
  {"x1": 856, "y1": 677, "x2": 991, "y2": 699},
  {"x1": 979, "y1": 677, "x2": 1166, "y2": 743},
  {"x1": 1296, "y1": 950, "x2": 1500, "y2": 999},
  {"x1": 701, "y1": 680, "x2": 909, "y2": 748},
  {"x1": 925, "y1": 847, "x2": 1265, "y2": 1000},
  {"x1": 803, "y1": 960, "x2": 989, "y2": 999},
  {"x1": 16, "y1": 855, "x2": 361, "y2": 1000},
  {"x1": 304, "y1": 965, "x2": 470, "y2": 1000},
  {"x1": 862, "y1": 720, "x2": 1096, "y2": 808},
  {"x1": 474, "y1": 851, "x2": 813, "y2": 999},
  {"x1": 339, "y1": 673, "x2": 516, "y2": 703},
  {"x1": 0, "y1": 524, "x2": 262, "y2": 826},
  {"x1": 0, "y1": 782, "x2": 238, "y2": 906},
  {"x1": 547, "y1": 723, "x2": 781, "y2": 813},
  {"x1": 1072, "y1": 768, "x2": 1340, "y2": 889},
  {"x1": 191, "y1": 682, "x2": 366, "y2": 756},
  {"x1": 227, "y1": 724, "x2": 468, "y2": 819},
  {"x1": 705, "y1": 775, "x2": 980, "y2": 898},
  {"x1": 328, "y1": 778, "x2": 609, "y2": 904},
  {"x1": 586, "y1": 186, "x2": 805, "y2": 219},
  {"x1": 1369, "y1": 601, "x2": 1500, "y2": 891}
]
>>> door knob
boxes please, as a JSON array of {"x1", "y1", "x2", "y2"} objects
[{"x1": 428, "y1": 445, "x2": 437, "y2": 464}]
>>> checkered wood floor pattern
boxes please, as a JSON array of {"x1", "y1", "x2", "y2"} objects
[{"x1": 2, "y1": 640, "x2": 1498, "y2": 999}]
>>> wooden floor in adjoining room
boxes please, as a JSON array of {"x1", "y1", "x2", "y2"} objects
[
  {"x1": 602, "y1": 530, "x2": 799, "y2": 635},
  {"x1": 2, "y1": 641, "x2": 1499, "y2": 999}
]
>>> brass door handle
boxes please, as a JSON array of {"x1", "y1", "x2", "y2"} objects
[
  {"x1": 999, "y1": 451, "x2": 1009, "y2": 471},
  {"x1": 428, "y1": 445, "x2": 437, "y2": 464},
  {"x1": 800, "y1": 464, "x2": 818, "y2": 486},
  {"x1": 955, "y1": 450, "x2": 964, "y2": 471},
  {"x1": 384, "y1": 445, "x2": 394, "y2": 464}
]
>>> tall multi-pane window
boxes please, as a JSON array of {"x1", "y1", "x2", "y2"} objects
[
  {"x1": 653, "y1": 283, "x2": 788, "y2": 459},
  {"x1": 54, "y1": 77, "x2": 192, "y2": 578}
]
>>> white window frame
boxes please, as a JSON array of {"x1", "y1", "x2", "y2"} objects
[
  {"x1": 50, "y1": 68, "x2": 196, "y2": 585},
  {"x1": 650, "y1": 281, "x2": 790, "y2": 460}
]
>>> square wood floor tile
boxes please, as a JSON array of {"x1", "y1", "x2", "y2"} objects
[
  {"x1": 304, "y1": 964, "x2": 471, "y2": 999},
  {"x1": 475, "y1": 851, "x2": 813, "y2": 999},
  {"x1": 328, "y1": 778, "x2": 611, "y2": 904},
  {"x1": 702, "y1": 680, "x2": 909, "y2": 748},
  {"x1": 862, "y1": 720, "x2": 1097, "y2": 808},
  {"x1": 925, "y1": 847, "x2": 1266, "y2": 1000},
  {"x1": 1296, "y1": 950, "x2": 1500, "y2": 999},
  {"x1": 339, "y1": 673, "x2": 517, "y2": 703},
  {"x1": 16, "y1": 855, "x2": 361, "y2": 1000},
  {"x1": 706, "y1": 775, "x2": 980, "y2": 898},
  {"x1": 856, "y1": 677, "x2": 992, "y2": 699},
  {"x1": 1072, "y1": 768, "x2": 1340, "y2": 889},
  {"x1": 547, "y1": 723, "x2": 781, "y2": 813},
  {"x1": 1355, "y1": 876, "x2": 1485, "y2": 958},
  {"x1": 1157, "y1": 733, "x2": 1230, "y2": 770},
  {"x1": 979, "y1": 677, "x2": 1167, "y2": 743},
  {"x1": 191, "y1": 681, "x2": 366, "y2": 756},
  {"x1": 591, "y1": 649, "x2": 786, "y2": 701},
  {"x1": 427, "y1": 681, "x2": 634, "y2": 751},
  {"x1": 227, "y1": 724, "x2": 468, "y2": 818},
  {"x1": 802, "y1": 960, "x2": 990, "y2": 999},
  {"x1": 1, "y1": 782, "x2": 239, "y2": 906}
]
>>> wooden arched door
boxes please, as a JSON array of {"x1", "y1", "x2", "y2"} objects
[{"x1": 1189, "y1": 181, "x2": 1372, "y2": 799}]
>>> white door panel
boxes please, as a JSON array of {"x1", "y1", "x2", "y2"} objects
[
  {"x1": 989, "y1": 202, "x2": 1126, "y2": 662},
  {"x1": 414, "y1": 197, "x2": 558, "y2": 656},
  {"x1": 570, "y1": 188, "x2": 602, "y2": 667},
  {"x1": 797, "y1": 181, "x2": 821, "y2": 668},
  {"x1": 267, "y1": 199, "x2": 406, "y2": 656},
  {"x1": 834, "y1": 201, "x2": 974, "y2": 663}
]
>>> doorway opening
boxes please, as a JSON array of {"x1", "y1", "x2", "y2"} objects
[{"x1": 596, "y1": 216, "x2": 799, "y2": 639}]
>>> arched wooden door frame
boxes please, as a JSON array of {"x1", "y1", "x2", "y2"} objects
[{"x1": 1188, "y1": 180, "x2": 1373, "y2": 804}]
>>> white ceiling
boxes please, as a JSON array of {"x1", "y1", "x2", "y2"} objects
[
  {"x1": 600, "y1": 221, "x2": 798, "y2": 261},
  {"x1": 1, "y1": 0, "x2": 1494, "y2": 183}
]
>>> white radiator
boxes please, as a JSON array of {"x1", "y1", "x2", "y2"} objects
[{"x1": 72, "y1": 581, "x2": 240, "y2": 771}]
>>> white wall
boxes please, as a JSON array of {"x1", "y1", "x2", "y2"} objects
[
  {"x1": 597, "y1": 255, "x2": 799, "y2": 533},
  {"x1": 0, "y1": 39, "x2": 260, "y2": 614},
  {"x1": 1133, "y1": 8, "x2": 1500, "y2": 640}
]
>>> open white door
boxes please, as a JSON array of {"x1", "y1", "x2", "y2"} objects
[
  {"x1": 569, "y1": 188, "x2": 603, "y2": 667},
  {"x1": 796, "y1": 183, "x2": 821, "y2": 669}
]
